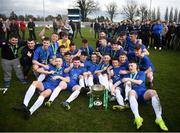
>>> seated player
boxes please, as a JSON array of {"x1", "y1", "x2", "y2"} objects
[
  {"x1": 107, "y1": 58, "x2": 125, "y2": 109},
  {"x1": 128, "y1": 45, "x2": 154, "y2": 88},
  {"x1": 122, "y1": 61, "x2": 168, "y2": 131},
  {"x1": 58, "y1": 32, "x2": 71, "y2": 51},
  {"x1": 80, "y1": 39, "x2": 94, "y2": 59},
  {"x1": 13, "y1": 57, "x2": 69, "y2": 119},
  {"x1": 109, "y1": 39, "x2": 124, "y2": 59},
  {"x1": 62, "y1": 56, "x2": 85, "y2": 110},
  {"x1": 94, "y1": 54, "x2": 111, "y2": 90},
  {"x1": 32, "y1": 37, "x2": 51, "y2": 81},
  {"x1": 68, "y1": 42, "x2": 81, "y2": 58}
]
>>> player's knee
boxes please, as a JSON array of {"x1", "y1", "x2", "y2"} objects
[
  {"x1": 148, "y1": 89, "x2": 157, "y2": 97},
  {"x1": 73, "y1": 85, "x2": 81, "y2": 91},
  {"x1": 40, "y1": 90, "x2": 52, "y2": 97},
  {"x1": 32, "y1": 81, "x2": 38, "y2": 86},
  {"x1": 32, "y1": 65, "x2": 38, "y2": 71},
  {"x1": 129, "y1": 90, "x2": 136, "y2": 96},
  {"x1": 79, "y1": 75, "x2": 84, "y2": 79},
  {"x1": 59, "y1": 81, "x2": 67, "y2": 89},
  {"x1": 125, "y1": 81, "x2": 131, "y2": 86}
]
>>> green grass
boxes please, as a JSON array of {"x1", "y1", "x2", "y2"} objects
[{"x1": 0, "y1": 27, "x2": 180, "y2": 131}]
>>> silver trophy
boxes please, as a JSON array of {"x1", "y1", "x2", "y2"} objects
[{"x1": 88, "y1": 84, "x2": 108, "y2": 110}]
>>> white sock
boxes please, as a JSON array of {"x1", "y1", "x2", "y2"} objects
[
  {"x1": 150, "y1": 75, "x2": 154, "y2": 82},
  {"x1": 23, "y1": 84, "x2": 36, "y2": 106},
  {"x1": 49, "y1": 86, "x2": 62, "y2": 102},
  {"x1": 152, "y1": 95, "x2": 162, "y2": 119},
  {"x1": 87, "y1": 76, "x2": 94, "y2": 87},
  {"x1": 104, "y1": 74, "x2": 110, "y2": 90},
  {"x1": 129, "y1": 95, "x2": 140, "y2": 118},
  {"x1": 29, "y1": 95, "x2": 45, "y2": 115},
  {"x1": 98, "y1": 74, "x2": 106, "y2": 87},
  {"x1": 79, "y1": 78, "x2": 85, "y2": 88},
  {"x1": 115, "y1": 89, "x2": 124, "y2": 106},
  {"x1": 125, "y1": 81, "x2": 131, "y2": 101},
  {"x1": 84, "y1": 76, "x2": 88, "y2": 86},
  {"x1": 66, "y1": 90, "x2": 80, "y2": 103},
  {"x1": 109, "y1": 81, "x2": 113, "y2": 92},
  {"x1": 37, "y1": 74, "x2": 46, "y2": 82}
]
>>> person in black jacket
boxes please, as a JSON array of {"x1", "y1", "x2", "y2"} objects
[
  {"x1": 20, "y1": 38, "x2": 36, "y2": 80},
  {"x1": 28, "y1": 18, "x2": 36, "y2": 40},
  {"x1": 0, "y1": 35, "x2": 27, "y2": 88}
]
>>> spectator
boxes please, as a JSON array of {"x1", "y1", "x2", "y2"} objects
[
  {"x1": 20, "y1": 38, "x2": 36, "y2": 80},
  {"x1": 75, "y1": 21, "x2": 83, "y2": 39},
  {"x1": 28, "y1": 18, "x2": 36, "y2": 40},
  {"x1": 20, "y1": 17, "x2": 26, "y2": 40},
  {"x1": 0, "y1": 35, "x2": 27, "y2": 88}
]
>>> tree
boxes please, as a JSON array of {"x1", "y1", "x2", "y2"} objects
[
  {"x1": 10, "y1": 11, "x2": 18, "y2": 19},
  {"x1": 164, "y1": 7, "x2": 169, "y2": 21},
  {"x1": 75, "y1": 0, "x2": 98, "y2": 21},
  {"x1": 151, "y1": 8, "x2": 156, "y2": 20},
  {"x1": 105, "y1": 1, "x2": 118, "y2": 22},
  {"x1": 121, "y1": 0, "x2": 138, "y2": 21},
  {"x1": 138, "y1": 3, "x2": 148, "y2": 21},
  {"x1": 174, "y1": 8, "x2": 178, "y2": 23},
  {"x1": 156, "y1": 7, "x2": 161, "y2": 20},
  {"x1": 46, "y1": 15, "x2": 54, "y2": 21},
  {"x1": 169, "y1": 7, "x2": 173, "y2": 22}
]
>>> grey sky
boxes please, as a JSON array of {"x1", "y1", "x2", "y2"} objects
[{"x1": 0, "y1": 0, "x2": 180, "y2": 21}]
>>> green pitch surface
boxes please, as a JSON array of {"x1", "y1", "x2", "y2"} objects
[{"x1": 0, "y1": 27, "x2": 180, "y2": 131}]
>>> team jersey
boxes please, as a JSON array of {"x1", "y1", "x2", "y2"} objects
[
  {"x1": 81, "y1": 60, "x2": 90, "y2": 71},
  {"x1": 126, "y1": 40, "x2": 146, "y2": 54},
  {"x1": 96, "y1": 62, "x2": 110, "y2": 71},
  {"x1": 127, "y1": 53, "x2": 154, "y2": 72},
  {"x1": 124, "y1": 71, "x2": 146, "y2": 90},
  {"x1": 109, "y1": 48, "x2": 124, "y2": 59},
  {"x1": 43, "y1": 65, "x2": 66, "y2": 86},
  {"x1": 62, "y1": 61, "x2": 71, "y2": 68},
  {"x1": 68, "y1": 67, "x2": 85, "y2": 82},
  {"x1": 86, "y1": 61, "x2": 99, "y2": 74},
  {"x1": 111, "y1": 67, "x2": 123, "y2": 83},
  {"x1": 69, "y1": 48, "x2": 79, "y2": 56},
  {"x1": 33, "y1": 46, "x2": 50, "y2": 64},
  {"x1": 80, "y1": 46, "x2": 94, "y2": 57},
  {"x1": 97, "y1": 46, "x2": 111, "y2": 56},
  {"x1": 49, "y1": 42, "x2": 59, "y2": 59}
]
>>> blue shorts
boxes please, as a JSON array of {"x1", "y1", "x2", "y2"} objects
[
  {"x1": 43, "y1": 81, "x2": 58, "y2": 91},
  {"x1": 67, "y1": 80, "x2": 78, "y2": 92},
  {"x1": 133, "y1": 87, "x2": 146, "y2": 102}
]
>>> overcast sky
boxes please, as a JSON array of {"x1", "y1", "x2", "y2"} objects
[{"x1": 0, "y1": 0, "x2": 180, "y2": 21}]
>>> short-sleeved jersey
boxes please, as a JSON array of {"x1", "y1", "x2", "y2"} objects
[
  {"x1": 80, "y1": 46, "x2": 94, "y2": 57},
  {"x1": 111, "y1": 67, "x2": 123, "y2": 83},
  {"x1": 33, "y1": 46, "x2": 50, "y2": 64},
  {"x1": 68, "y1": 67, "x2": 85, "y2": 82},
  {"x1": 43, "y1": 65, "x2": 66, "y2": 86},
  {"x1": 96, "y1": 62, "x2": 110, "y2": 71},
  {"x1": 97, "y1": 46, "x2": 111, "y2": 56},
  {"x1": 62, "y1": 61, "x2": 70, "y2": 69},
  {"x1": 127, "y1": 40, "x2": 146, "y2": 54},
  {"x1": 109, "y1": 48, "x2": 124, "y2": 59},
  {"x1": 69, "y1": 49, "x2": 79, "y2": 56},
  {"x1": 86, "y1": 61, "x2": 99, "y2": 74},
  {"x1": 58, "y1": 39, "x2": 71, "y2": 51},
  {"x1": 124, "y1": 71, "x2": 146, "y2": 90},
  {"x1": 127, "y1": 53, "x2": 154, "y2": 72}
]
